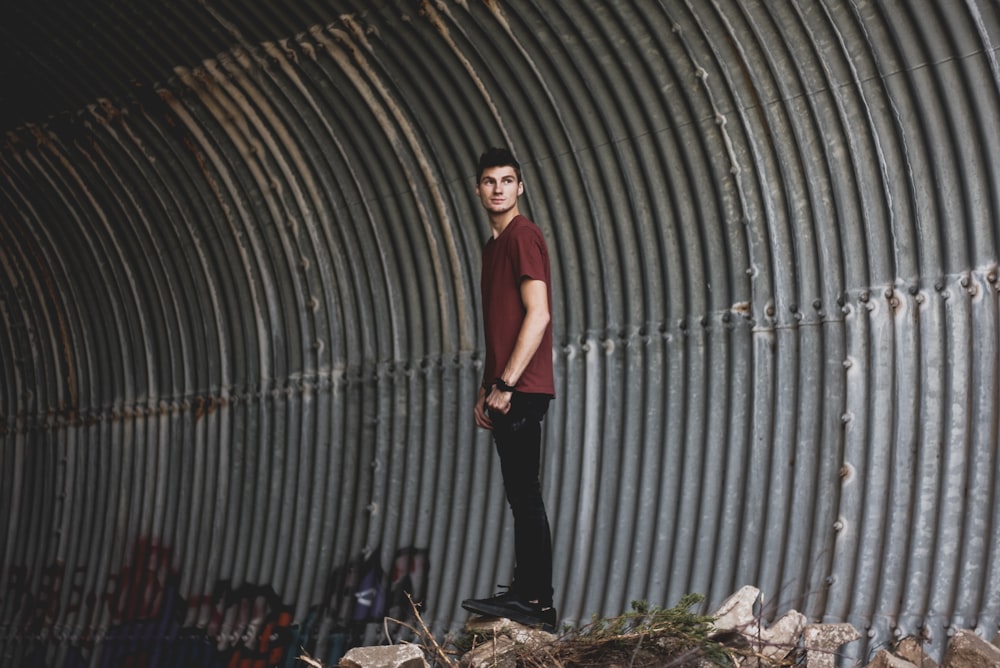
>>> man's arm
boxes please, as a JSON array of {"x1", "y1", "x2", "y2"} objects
[{"x1": 485, "y1": 278, "x2": 550, "y2": 414}]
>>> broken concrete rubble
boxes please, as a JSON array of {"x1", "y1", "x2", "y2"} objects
[
  {"x1": 868, "y1": 649, "x2": 918, "y2": 667},
  {"x1": 339, "y1": 643, "x2": 428, "y2": 668},
  {"x1": 711, "y1": 585, "x2": 823, "y2": 664},
  {"x1": 458, "y1": 616, "x2": 556, "y2": 668},
  {"x1": 317, "y1": 586, "x2": 999, "y2": 667},
  {"x1": 940, "y1": 629, "x2": 1000, "y2": 668},
  {"x1": 803, "y1": 623, "x2": 862, "y2": 668},
  {"x1": 894, "y1": 636, "x2": 936, "y2": 668}
]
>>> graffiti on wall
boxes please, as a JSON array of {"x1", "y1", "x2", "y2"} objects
[{"x1": 1, "y1": 537, "x2": 429, "y2": 667}]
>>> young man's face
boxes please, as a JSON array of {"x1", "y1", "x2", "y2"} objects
[{"x1": 476, "y1": 165, "x2": 523, "y2": 216}]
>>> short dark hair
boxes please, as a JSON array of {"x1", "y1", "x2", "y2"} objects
[{"x1": 476, "y1": 146, "x2": 522, "y2": 184}]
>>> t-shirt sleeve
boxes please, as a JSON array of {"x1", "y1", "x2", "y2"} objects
[{"x1": 511, "y1": 226, "x2": 549, "y2": 283}]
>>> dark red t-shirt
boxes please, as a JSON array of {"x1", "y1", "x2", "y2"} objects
[{"x1": 481, "y1": 215, "x2": 555, "y2": 396}]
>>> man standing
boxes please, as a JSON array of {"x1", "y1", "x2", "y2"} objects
[{"x1": 461, "y1": 147, "x2": 557, "y2": 631}]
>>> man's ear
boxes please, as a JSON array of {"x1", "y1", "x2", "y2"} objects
[{"x1": 517, "y1": 181, "x2": 524, "y2": 195}]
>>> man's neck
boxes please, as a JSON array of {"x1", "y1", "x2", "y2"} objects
[{"x1": 489, "y1": 209, "x2": 520, "y2": 238}]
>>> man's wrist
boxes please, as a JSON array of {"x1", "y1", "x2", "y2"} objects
[{"x1": 494, "y1": 377, "x2": 517, "y2": 393}]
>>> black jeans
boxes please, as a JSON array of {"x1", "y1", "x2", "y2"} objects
[{"x1": 489, "y1": 392, "x2": 553, "y2": 606}]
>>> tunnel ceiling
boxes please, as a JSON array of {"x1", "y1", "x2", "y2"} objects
[
  {"x1": 1, "y1": 1, "x2": 339, "y2": 130},
  {"x1": 2, "y1": 1, "x2": 1000, "y2": 665}
]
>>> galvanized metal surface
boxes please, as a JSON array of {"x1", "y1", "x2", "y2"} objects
[{"x1": 1, "y1": 1, "x2": 999, "y2": 665}]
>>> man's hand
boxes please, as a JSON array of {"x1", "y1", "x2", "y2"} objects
[
  {"x1": 474, "y1": 385, "x2": 494, "y2": 430},
  {"x1": 485, "y1": 385, "x2": 513, "y2": 415}
]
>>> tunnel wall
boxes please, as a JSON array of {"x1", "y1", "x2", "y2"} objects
[{"x1": 1, "y1": 1, "x2": 999, "y2": 664}]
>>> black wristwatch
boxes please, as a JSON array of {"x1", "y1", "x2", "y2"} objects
[{"x1": 494, "y1": 377, "x2": 517, "y2": 393}]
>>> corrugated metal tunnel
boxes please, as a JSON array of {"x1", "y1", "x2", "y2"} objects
[{"x1": 2, "y1": 1, "x2": 998, "y2": 665}]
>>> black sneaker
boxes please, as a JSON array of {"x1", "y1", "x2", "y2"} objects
[
  {"x1": 462, "y1": 584, "x2": 522, "y2": 606},
  {"x1": 462, "y1": 588, "x2": 558, "y2": 632}
]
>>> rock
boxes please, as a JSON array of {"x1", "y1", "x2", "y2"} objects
[
  {"x1": 941, "y1": 630, "x2": 1000, "y2": 668},
  {"x1": 709, "y1": 586, "x2": 805, "y2": 662},
  {"x1": 803, "y1": 623, "x2": 861, "y2": 668},
  {"x1": 340, "y1": 643, "x2": 428, "y2": 668},
  {"x1": 459, "y1": 616, "x2": 557, "y2": 668},
  {"x1": 757, "y1": 609, "x2": 807, "y2": 661},
  {"x1": 867, "y1": 649, "x2": 918, "y2": 667},
  {"x1": 458, "y1": 634, "x2": 518, "y2": 668},
  {"x1": 895, "y1": 637, "x2": 937, "y2": 668},
  {"x1": 711, "y1": 585, "x2": 762, "y2": 634},
  {"x1": 463, "y1": 615, "x2": 556, "y2": 646}
]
